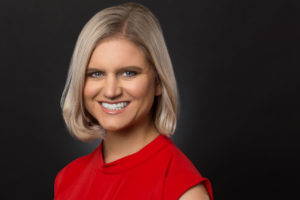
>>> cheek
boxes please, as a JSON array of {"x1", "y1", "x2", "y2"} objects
[
  {"x1": 83, "y1": 81, "x2": 100, "y2": 117},
  {"x1": 126, "y1": 77, "x2": 155, "y2": 99},
  {"x1": 83, "y1": 81, "x2": 100, "y2": 100}
]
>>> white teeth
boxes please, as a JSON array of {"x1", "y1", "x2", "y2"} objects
[{"x1": 102, "y1": 102, "x2": 128, "y2": 110}]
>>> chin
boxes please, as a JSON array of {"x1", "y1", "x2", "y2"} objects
[
  {"x1": 101, "y1": 122, "x2": 129, "y2": 133},
  {"x1": 98, "y1": 117, "x2": 134, "y2": 132},
  {"x1": 103, "y1": 126, "x2": 120, "y2": 132}
]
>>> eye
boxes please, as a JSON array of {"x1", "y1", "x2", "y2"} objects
[
  {"x1": 87, "y1": 71, "x2": 104, "y2": 78},
  {"x1": 122, "y1": 71, "x2": 137, "y2": 77}
]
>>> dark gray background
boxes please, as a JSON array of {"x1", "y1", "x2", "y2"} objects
[{"x1": 0, "y1": 0, "x2": 298, "y2": 199}]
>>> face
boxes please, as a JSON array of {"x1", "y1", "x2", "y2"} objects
[{"x1": 84, "y1": 38, "x2": 161, "y2": 132}]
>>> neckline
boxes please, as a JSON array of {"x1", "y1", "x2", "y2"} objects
[{"x1": 94, "y1": 134, "x2": 172, "y2": 174}]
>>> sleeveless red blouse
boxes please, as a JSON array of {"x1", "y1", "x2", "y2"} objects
[{"x1": 54, "y1": 134, "x2": 213, "y2": 199}]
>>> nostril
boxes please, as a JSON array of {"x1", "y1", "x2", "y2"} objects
[
  {"x1": 103, "y1": 86, "x2": 122, "y2": 99},
  {"x1": 102, "y1": 77, "x2": 122, "y2": 99}
]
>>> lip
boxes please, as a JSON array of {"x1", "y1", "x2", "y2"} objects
[{"x1": 98, "y1": 101, "x2": 130, "y2": 115}]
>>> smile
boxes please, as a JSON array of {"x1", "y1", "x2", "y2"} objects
[{"x1": 101, "y1": 102, "x2": 129, "y2": 111}]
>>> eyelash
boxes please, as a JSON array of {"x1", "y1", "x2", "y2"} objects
[
  {"x1": 87, "y1": 71, "x2": 104, "y2": 78},
  {"x1": 87, "y1": 71, "x2": 138, "y2": 78},
  {"x1": 122, "y1": 71, "x2": 137, "y2": 77}
]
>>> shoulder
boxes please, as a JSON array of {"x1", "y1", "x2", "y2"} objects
[
  {"x1": 54, "y1": 147, "x2": 98, "y2": 193},
  {"x1": 162, "y1": 138, "x2": 213, "y2": 200},
  {"x1": 164, "y1": 140, "x2": 202, "y2": 176},
  {"x1": 57, "y1": 148, "x2": 96, "y2": 175}
]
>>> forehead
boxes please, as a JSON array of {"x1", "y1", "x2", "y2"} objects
[{"x1": 88, "y1": 38, "x2": 150, "y2": 70}]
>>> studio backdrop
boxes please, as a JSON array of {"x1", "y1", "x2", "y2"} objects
[{"x1": 0, "y1": 0, "x2": 298, "y2": 199}]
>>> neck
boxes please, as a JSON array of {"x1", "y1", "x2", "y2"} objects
[{"x1": 102, "y1": 119, "x2": 159, "y2": 164}]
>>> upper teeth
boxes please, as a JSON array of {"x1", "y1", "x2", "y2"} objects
[{"x1": 102, "y1": 102, "x2": 128, "y2": 110}]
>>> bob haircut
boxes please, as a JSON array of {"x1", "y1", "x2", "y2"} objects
[{"x1": 61, "y1": 2, "x2": 179, "y2": 141}]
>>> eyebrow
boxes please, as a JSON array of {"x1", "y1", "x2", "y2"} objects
[
  {"x1": 119, "y1": 66, "x2": 143, "y2": 72},
  {"x1": 86, "y1": 68, "x2": 102, "y2": 73},
  {"x1": 86, "y1": 66, "x2": 144, "y2": 73}
]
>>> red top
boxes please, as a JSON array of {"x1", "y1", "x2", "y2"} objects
[{"x1": 54, "y1": 134, "x2": 213, "y2": 200}]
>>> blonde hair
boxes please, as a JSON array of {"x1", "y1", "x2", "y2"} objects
[{"x1": 61, "y1": 2, "x2": 179, "y2": 141}]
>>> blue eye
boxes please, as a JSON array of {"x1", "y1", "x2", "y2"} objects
[
  {"x1": 123, "y1": 71, "x2": 137, "y2": 77},
  {"x1": 89, "y1": 71, "x2": 103, "y2": 78}
]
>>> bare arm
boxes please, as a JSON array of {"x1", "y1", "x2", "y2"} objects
[{"x1": 179, "y1": 183, "x2": 210, "y2": 200}]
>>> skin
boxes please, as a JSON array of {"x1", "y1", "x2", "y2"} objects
[
  {"x1": 84, "y1": 37, "x2": 161, "y2": 163},
  {"x1": 179, "y1": 184, "x2": 210, "y2": 200},
  {"x1": 84, "y1": 38, "x2": 209, "y2": 199}
]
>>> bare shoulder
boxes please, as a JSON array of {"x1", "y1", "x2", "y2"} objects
[{"x1": 179, "y1": 183, "x2": 210, "y2": 200}]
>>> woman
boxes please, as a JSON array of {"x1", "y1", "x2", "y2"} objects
[{"x1": 55, "y1": 2, "x2": 213, "y2": 200}]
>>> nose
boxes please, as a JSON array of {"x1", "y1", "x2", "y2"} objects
[{"x1": 103, "y1": 75, "x2": 122, "y2": 100}]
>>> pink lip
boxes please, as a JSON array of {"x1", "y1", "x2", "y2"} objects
[{"x1": 99, "y1": 102, "x2": 130, "y2": 114}]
